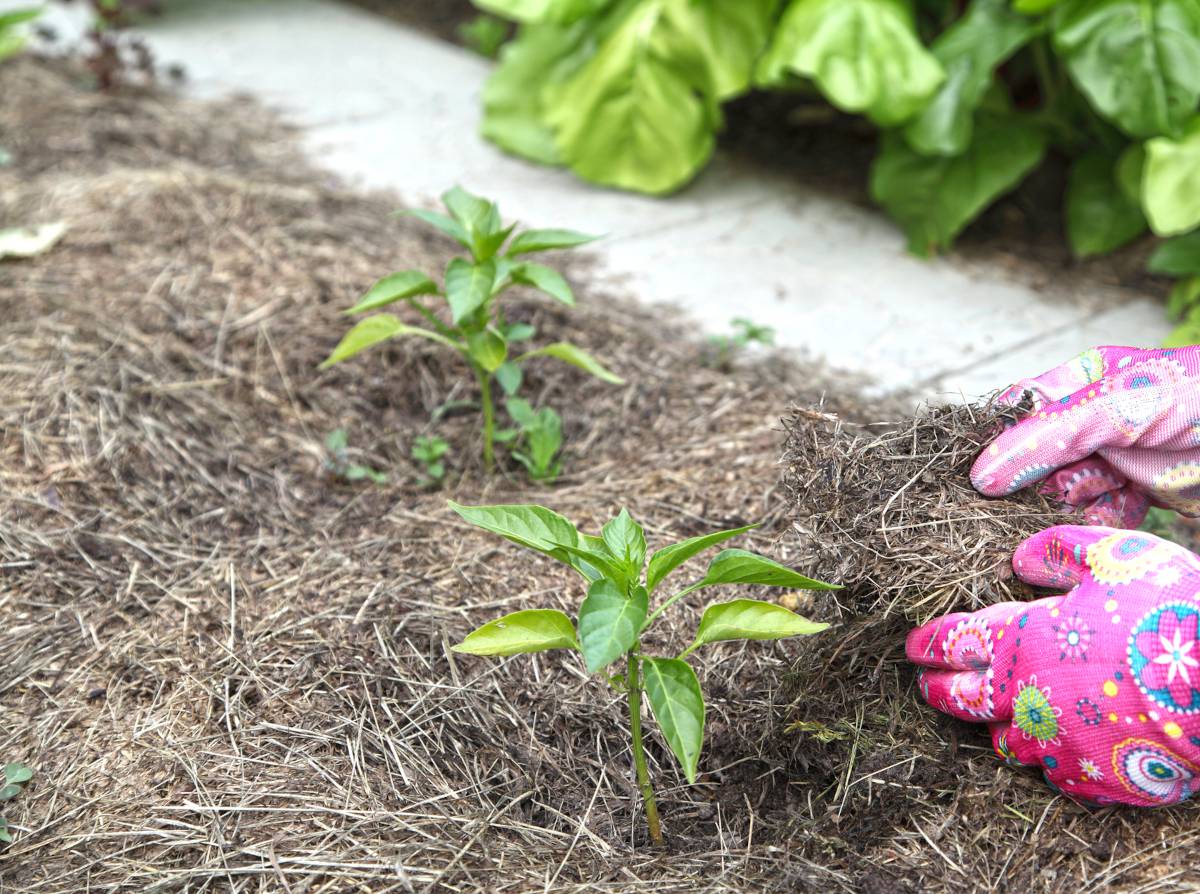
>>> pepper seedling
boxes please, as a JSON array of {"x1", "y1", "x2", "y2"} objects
[{"x1": 448, "y1": 502, "x2": 837, "y2": 846}]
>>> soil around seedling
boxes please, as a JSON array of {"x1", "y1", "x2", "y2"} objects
[{"x1": 2, "y1": 56, "x2": 1198, "y2": 894}]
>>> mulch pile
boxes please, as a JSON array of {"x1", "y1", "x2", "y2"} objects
[{"x1": 1, "y1": 57, "x2": 1196, "y2": 894}]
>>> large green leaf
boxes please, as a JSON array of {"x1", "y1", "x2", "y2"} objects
[
  {"x1": 319, "y1": 315, "x2": 458, "y2": 368},
  {"x1": 1066, "y1": 151, "x2": 1148, "y2": 256},
  {"x1": 507, "y1": 228, "x2": 601, "y2": 256},
  {"x1": 1052, "y1": 0, "x2": 1200, "y2": 139},
  {"x1": 871, "y1": 111, "x2": 1046, "y2": 255},
  {"x1": 1144, "y1": 119, "x2": 1200, "y2": 234},
  {"x1": 645, "y1": 524, "x2": 757, "y2": 593},
  {"x1": 475, "y1": 0, "x2": 608, "y2": 24},
  {"x1": 642, "y1": 657, "x2": 705, "y2": 783},
  {"x1": 659, "y1": 0, "x2": 781, "y2": 100},
  {"x1": 544, "y1": 0, "x2": 720, "y2": 195},
  {"x1": 345, "y1": 270, "x2": 439, "y2": 314},
  {"x1": 445, "y1": 258, "x2": 497, "y2": 325},
  {"x1": 510, "y1": 262, "x2": 575, "y2": 305},
  {"x1": 903, "y1": 0, "x2": 1036, "y2": 155},
  {"x1": 482, "y1": 20, "x2": 599, "y2": 166},
  {"x1": 758, "y1": 0, "x2": 944, "y2": 127},
  {"x1": 448, "y1": 501, "x2": 605, "y2": 580},
  {"x1": 578, "y1": 579, "x2": 648, "y2": 673},
  {"x1": 517, "y1": 342, "x2": 624, "y2": 383},
  {"x1": 454, "y1": 609, "x2": 579, "y2": 656},
  {"x1": 1148, "y1": 230, "x2": 1200, "y2": 274},
  {"x1": 601, "y1": 508, "x2": 647, "y2": 573},
  {"x1": 699, "y1": 549, "x2": 839, "y2": 590},
  {"x1": 687, "y1": 599, "x2": 829, "y2": 654}
]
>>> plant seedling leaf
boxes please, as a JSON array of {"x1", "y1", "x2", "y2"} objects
[
  {"x1": 1065, "y1": 151, "x2": 1147, "y2": 257},
  {"x1": 642, "y1": 657, "x2": 705, "y2": 784},
  {"x1": 518, "y1": 342, "x2": 624, "y2": 384},
  {"x1": 442, "y1": 185, "x2": 494, "y2": 234},
  {"x1": 1149, "y1": 231, "x2": 1200, "y2": 276},
  {"x1": 320, "y1": 314, "x2": 458, "y2": 368},
  {"x1": 601, "y1": 508, "x2": 646, "y2": 574},
  {"x1": 0, "y1": 222, "x2": 66, "y2": 260},
  {"x1": 3, "y1": 765, "x2": 32, "y2": 786},
  {"x1": 454, "y1": 609, "x2": 579, "y2": 656},
  {"x1": 700, "y1": 549, "x2": 839, "y2": 590},
  {"x1": 402, "y1": 208, "x2": 471, "y2": 248},
  {"x1": 577, "y1": 579, "x2": 647, "y2": 673},
  {"x1": 345, "y1": 270, "x2": 439, "y2": 314},
  {"x1": 645, "y1": 524, "x2": 757, "y2": 593},
  {"x1": 689, "y1": 599, "x2": 829, "y2": 653},
  {"x1": 445, "y1": 258, "x2": 498, "y2": 324},
  {"x1": 511, "y1": 262, "x2": 574, "y2": 305},
  {"x1": 494, "y1": 360, "x2": 524, "y2": 395},
  {"x1": 506, "y1": 227, "x2": 600, "y2": 255},
  {"x1": 449, "y1": 502, "x2": 601, "y2": 579},
  {"x1": 467, "y1": 329, "x2": 508, "y2": 373},
  {"x1": 0, "y1": 785, "x2": 20, "y2": 802},
  {"x1": 0, "y1": 817, "x2": 10, "y2": 844}
]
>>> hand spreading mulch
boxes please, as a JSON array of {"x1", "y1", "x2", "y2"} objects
[{"x1": 1, "y1": 57, "x2": 1197, "y2": 894}]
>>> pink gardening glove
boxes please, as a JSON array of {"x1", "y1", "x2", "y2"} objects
[
  {"x1": 970, "y1": 346, "x2": 1200, "y2": 529},
  {"x1": 907, "y1": 525, "x2": 1200, "y2": 806}
]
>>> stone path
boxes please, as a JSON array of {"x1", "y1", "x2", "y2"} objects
[{"x1": 18, "y1": 0, "x2": 1172, "y2": 398}]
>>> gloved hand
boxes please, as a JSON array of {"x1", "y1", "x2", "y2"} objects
[
  {"x1": 907, "y1": 524, "x2": 1200, "y2": 806},
  {"x1": 970, "y1": 346, "x2": 1200, "y2": 529}
]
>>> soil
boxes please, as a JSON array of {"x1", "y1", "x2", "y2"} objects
[
  {"x1": 345, "y1": 0, "x2": 1168, "y2": 301},
  {"x1": 2, "y1": 55, "x2": 1197, "y2": 894}
]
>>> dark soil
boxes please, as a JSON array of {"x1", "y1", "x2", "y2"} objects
[
  {"x1": 344, "y1": 0, "x2": 1168, "y2": 301},
  {"x1": 2, "y1": 54, "x2": 1197, "y2": 894}
]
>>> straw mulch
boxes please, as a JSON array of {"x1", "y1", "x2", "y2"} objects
[{"x1": 2, "y1": 57, "x2": 1197, "y2": 894}]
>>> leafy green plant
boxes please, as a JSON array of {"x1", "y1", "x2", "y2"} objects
[
  {"x1": 449, "y1": 502, "x2": 837, "y2": 845},
  {"x1": 459, "y1": 13, "x2": 510, "y2": 58},
  {"x1": 320, "y1": 186, "x2": 622, "y2": 472},
  {"x1": 0, "y1": 8, "x2": 40, "y2": 63},
  {"x1": 704, "y1": 317, "x2": 775, "y2": 370},
  {"x1": 324, "y1": 428, "x2": 388, "y2": 484},
  {"x1": 473, "y1": 0, "x2": 1200, "y2": 272},
  {"x1": 0, "y1": 763, "x2": 33, "y2": 844},
  {"x1": 495, "y1": 397, "x2": 562, "y2": 481},
  {"x1": 411, "y1": 434, "x2": 450, "y2": 487}
]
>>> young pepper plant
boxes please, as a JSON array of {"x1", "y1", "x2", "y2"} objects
[
  {"x1": 448, "y1": 502, "x2": 837, "y2": 846},
  {"x1": 0, "y1": 763, "x2": 33, "y2": 844},
  {"x1": 319, "y1": 186, "x2": 623, "y2": 471}
]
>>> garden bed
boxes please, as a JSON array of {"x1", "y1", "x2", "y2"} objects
[{"x1": 1, "y1": 57, "x2": 1197, "y2": 893}]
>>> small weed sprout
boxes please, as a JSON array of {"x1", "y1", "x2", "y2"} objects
[
  {"x1": 704, "y1": 318, "x2": 775, "y2": 370},
  {"x1": 320, "y1": 186, "x2": 623, "y2": 473},
  {"x1": 496, "y1": 398, "x2": 562, "y2": 482},
  {"x1": 449, "y1": 503, "x2": 837, "y2": 846},
  {"x1": 324, "y1": 428, "x2": 388, "y2": 484},
  {"x1": 411, "y1": 434, "x2": 450, "y2": 487},
  {"x1": 0, "y1": 763, "x2": 33, "y2": 844}
]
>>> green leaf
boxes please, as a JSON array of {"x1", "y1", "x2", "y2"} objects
[
  {"x1": 687, "y1": 599, "x2": 829, "y2": 654},
  {"x1": 474, "y1": 0, "x2": 608, "y2": 24},
  {"x1": 1066, "y1": 151, "x2": 1147, "y2": 256},
  {"x1": 482, "y1": 20, "x2": 598, "y2": 166},
  {"x1": 871, "y1": 111, "x2": 1046, "y2": 255},
  {"x1": 699, "y1": 549, "x2": 839, "y2": 590},
  {"x1": 661, "y1": 0, "x2": 781, "y2": 100},
  {"x1": 453, "y1": 608, "x2": 579, "y2": 656},
  {"x1": 1144, "y1": 119, "x2": 1200, "y2": 235},
  {"x1": 0, "y1": 8, "x2": 38, "y2": 64},
  {"x1": 495, "y1": 360, "x2": 524, "y2": 395},
  {"x1": 645, "y1": 524, "x2": 758, "y2": 593},
  {"x1": 448, "y1": 501, "x2": 599, "y2": 580},
  {"x1": 0, "y1": 9, "x2": 41, "y2": 29},
  {"x1": 1052, "y1": 0, "x2": 1200, "y2": 139},
  {"x1": 758, "y1": 0, "x2": 945, "y2": 127},
  {"x1": 4, "y1": 765, "x2": 32, "y2": 786},
  {"x1": 1014, "y1": 0, "x2": 1061, "y2": 11},
  {"x1": 445, "y1": 258, "x2": 498, "y2": 325},
  {"x1": 504, "y1": 322, "x2": 537, "y2": 341},
  {"x1": 442, "y1": 186, "x2": 494, "y2": 234},
  {"x1": 0, "y1": 785, "x2": 20, "y2": 802},
  {"x1": 467, "y1": 329, "x2": 508, "y2": 373},
  {"x1": 510, "y1": 262, "x2": 574, "y2": 305},
  {"x1": 1165, "y1": 310, "x2": 1200, "y2": 347},
  {"x1": 1167, "y1": 276, "x2": 1200, "y2": 318},
  {"x1": 543, "y1": 0, "x2": 721, "y2": 195},
  {"x1": 517, "y1": 342, "x2": 624, "y2": 384},
  {"x1": 320, "y1": 315, "x2": 458, "y2": 368},
  {"x1": 642, "y1": 657, "x2": 705, "y2": 784},
  {"x1": 507, "y1": 228, "x2": 601, "y2": 256},
  {"x1": 0, "y1": 817, "x2": 10, "y2": 844},
  {"x1": 344, "y1": 270, "x2": 439, "y2": 314},
  {"x1": 325, "y1": 428, "x2": 348, "y2": 453},
  {"x1": 577, "y1": 579, "x2": 648, "y2": 673},
  {"x1": 1148, "y1": 231, "x2": 1200, "y2": 275},
  {"x1": 1116, "y1": 143, "x2": 1146, "y2": 203},
  {"x1": 903, "y1": 0, "x2": 1037, "y2": 156},
  {"x1": 601, "y1": 508, "x2": 647, "y2": 573},
  {"x1": 0, "y1": 222, "x2": 67, "y2": 260},
  {"x1": 402, "y1": 208, "x2": 472, "y2": 249}
]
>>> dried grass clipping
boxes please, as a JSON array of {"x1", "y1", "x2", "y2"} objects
[{"x1": 782, "y1": 399, "x2": 1079, "y2": 627}]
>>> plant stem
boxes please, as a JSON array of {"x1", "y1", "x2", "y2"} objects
[
  {"x1": 626, "y1": 651, "x2": 663, "y2": 846},
  {"x1": 474, "y1": 364, "x2": 496, "y2": 471}
]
